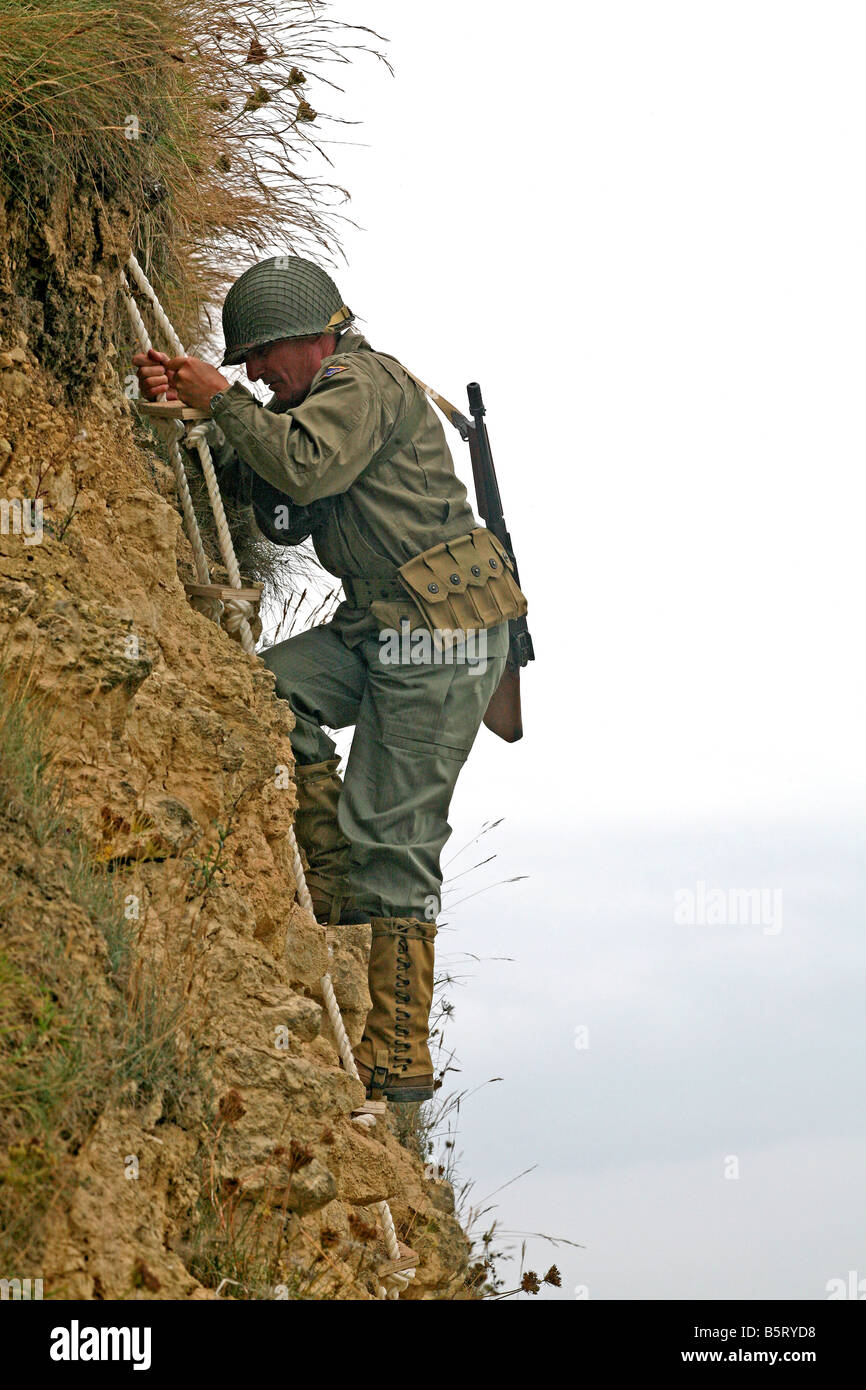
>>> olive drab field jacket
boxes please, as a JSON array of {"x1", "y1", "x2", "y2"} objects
[{"x1": 207, "y1": 329, "x2": 479, "y2": 645}]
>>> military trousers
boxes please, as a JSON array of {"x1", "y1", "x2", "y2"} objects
[{"x1": 261, "y1": 617, "x2": 509, "y2": 919}]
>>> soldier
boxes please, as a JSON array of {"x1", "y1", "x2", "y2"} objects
[{"x1": 133, "y1": 256, "x2": 526, "y2": 1103}]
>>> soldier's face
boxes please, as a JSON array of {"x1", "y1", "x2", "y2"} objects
[{"x1": 244, "y1": 334, "x2": 337, "y2": 406}]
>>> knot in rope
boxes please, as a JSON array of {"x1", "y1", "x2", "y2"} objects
[
  {"x1": 220, "y1": 593, "x2": 259, "y2": 634},
  {"x1": 182, "y1": 421, "x2": 211, "y2": 450},
  {"x1": 189, "y1": 591, "x2": 225, "y2": 626}
]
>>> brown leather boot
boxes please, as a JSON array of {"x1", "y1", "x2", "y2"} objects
[
  {"x1": 294, "y1": 758, "x2": 354, "y2": 925},
  {"x1": 354, "y1": 917, "x2": 437, "y2": 1103}
]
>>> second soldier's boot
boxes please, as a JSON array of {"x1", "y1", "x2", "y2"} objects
[
  {"x1": 294, "y1": 758, "x2": 354, "y2": 925},
  {"x1": 354, "y1": 917, "x2": 437, "y2": 1103}
]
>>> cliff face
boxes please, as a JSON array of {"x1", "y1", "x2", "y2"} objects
[{"x1": 0, "y1": 191, "x2": 470, "y2": 1299}]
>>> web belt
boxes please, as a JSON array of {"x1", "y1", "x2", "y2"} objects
[{"x1": 341, "y1": 574, "x2": 407, "y2": 608}]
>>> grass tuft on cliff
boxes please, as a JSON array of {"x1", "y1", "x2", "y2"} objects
[
  {"x1": 0, "y1": 0, "x2": 387, "y2": 346},
  {"x1": 0, "y1": 1, "x2": 387, "y2": 593}
]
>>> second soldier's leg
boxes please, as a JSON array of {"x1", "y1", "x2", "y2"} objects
[
  {"x1": 261, "y1": 620, "x2": 366, "y2": 766},
  {"x1": 261, "y1": 622, "x2": 366, "y2": 921}
]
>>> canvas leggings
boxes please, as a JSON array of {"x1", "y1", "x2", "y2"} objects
[{"x1": 261, "y1": 618, "x2": 509, "y2": 919}]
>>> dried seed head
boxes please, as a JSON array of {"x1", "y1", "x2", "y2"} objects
[
  {"x1": 287, "y1": 1138, "x2": 313, "y2": 1172},
  {"x1": 244, "y1": 86, "x2": 271, "y2": 113},
  {"x1": 218, "y1": 1088, "x2": 246, "y2": 1124}
]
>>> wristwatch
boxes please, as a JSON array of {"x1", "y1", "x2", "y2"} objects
[{"x1": 209, "y1": 389, "x2": 228, "y2": 415}]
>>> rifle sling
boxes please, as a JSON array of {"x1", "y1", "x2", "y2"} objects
[{"x1": 401, "y1": 368, "x2": 470, "y2": 438}]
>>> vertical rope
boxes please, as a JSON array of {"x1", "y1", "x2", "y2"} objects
[
  {"x1": 127, "y1": 252, "x2": 186, "y2": 357},
  {"x1": 121, "y1": 276, "x2": 211, "y2": 587},
  {"x1": 126, "y1": 254, "x2": 255, "y2": 652}
]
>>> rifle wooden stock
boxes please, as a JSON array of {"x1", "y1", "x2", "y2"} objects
[{"x1": 483, "y1": 660, "x2": 523, "y2": 742}]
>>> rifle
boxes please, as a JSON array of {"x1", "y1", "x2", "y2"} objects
[
  {"x1": 464, "y1": 383, "x2": 534, "y2": 741},
  {"x1": 411, "y1": 373, "x2": 534, "y2": 742}
]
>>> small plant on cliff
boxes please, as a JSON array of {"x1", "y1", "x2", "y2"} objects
[{"x1": 185, "y1": 1119, "x2": 371, "y2": 1300}]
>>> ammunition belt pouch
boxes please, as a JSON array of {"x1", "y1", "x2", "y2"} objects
[
  {"x1": 397, "y1": 526, "x2": 527, "y2": 636},
  {"x1": 341, "y1": 527, "x2": 528, "y2": 642}
]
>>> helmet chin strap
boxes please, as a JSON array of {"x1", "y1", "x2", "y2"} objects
[{"x1": 325, "y1": 304, "x2": 354, "y2": 332}]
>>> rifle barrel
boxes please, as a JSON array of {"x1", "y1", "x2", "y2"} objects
[
  {"x1": 465, "y1": 382, "x2": 535, "y2": 668},
  {"x1": 467, "y1": 384, "x2": 504, "y2": 525}
]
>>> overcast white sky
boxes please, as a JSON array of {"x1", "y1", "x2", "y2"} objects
[{"x1": 256, "y1": 1, "x2": 866, "y2": 1299}]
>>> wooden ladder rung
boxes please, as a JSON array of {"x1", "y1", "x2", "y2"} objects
[
  {"x1": 137, "y1": 400, "x2": 210, "y2": 422},
  {"x1": 183, "y1": 582, "x2": 263, "y2": 604},
  {"x1": 351, "y1": 1100, "x2": 387, "y2": 1118},
  {"x1": 378, "y1": 1242, "x2": 419, "y2": 1277}
]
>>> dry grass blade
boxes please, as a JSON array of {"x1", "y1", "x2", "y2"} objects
[
  {"x1": 442, "y1": 818, "x2": 505, "y2": 870},
  {"x1": 442, "y1": 874, "x2": 529, "y2": 911}
]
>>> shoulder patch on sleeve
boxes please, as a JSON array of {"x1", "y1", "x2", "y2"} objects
[{"x1": 321, "y1": 362, "x2": 350, "y2": 378}]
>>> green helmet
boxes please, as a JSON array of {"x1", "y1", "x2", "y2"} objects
[{"x1": 221, "y1": 255, "x2": 354, "y2": 366}]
